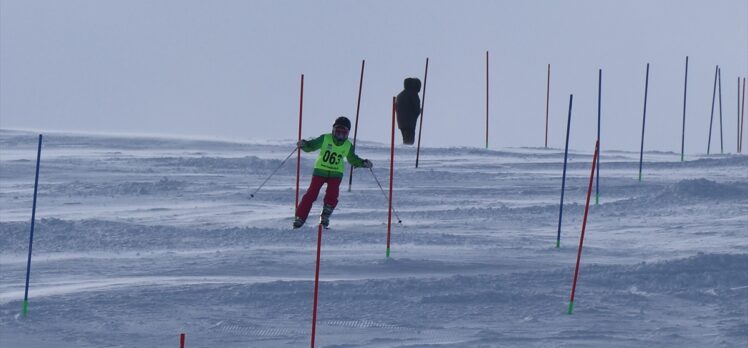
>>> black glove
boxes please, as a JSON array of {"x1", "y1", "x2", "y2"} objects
[
  {"x1": 362, "y1": 159, "x2": 373, "y2": 168},
  {"x1": 296, "y1": 139, "x2": 308, "y2": 148}
]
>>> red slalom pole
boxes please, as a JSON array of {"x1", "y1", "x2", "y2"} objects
[
  {"x1": 180, "y1": 333, "x2": 185, "y2": 348},
  {"x1": 386, "y1": 97, "x2": 396, "y2": 258},
  {"x1": 310, "y1": 223, "x2": 323, "y2": 347},
  {"x1": 485, "y1": 51, "x2": 489, "y2": 149},
  {"x1": 348, "y1": 60, "x2": 365, "y2": 191},
  {"x1": 296, "y1": 75, "x2": 305, "y2": 210},
  {"x1": 415, "y1": 57, "x2": 429, "y2": 168},
  {"x1": 545, "y1": 64, "x2": 551, "y2": 148},
  {"x1": 567, "y1": 140, "x2": 599, "y2": 315}
]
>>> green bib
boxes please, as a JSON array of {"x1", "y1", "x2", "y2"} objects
[{"x1": 314, "y1": 134, "x2": 352, "y2": 173}]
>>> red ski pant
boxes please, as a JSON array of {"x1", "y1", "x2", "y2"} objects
[{"x1": 296, "y1": 175, "x2": 342, "y2": 220}]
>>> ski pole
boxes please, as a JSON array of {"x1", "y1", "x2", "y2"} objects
[
  {"x1": 249, "y1": 147, "x2": 297, "y2": 199},
  {"x1": 368, "y1": 167, "x2": 402, "y2": 223}
]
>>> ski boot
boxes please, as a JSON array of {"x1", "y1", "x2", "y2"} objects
[
  {"x1": 319, "y1": 204, "x2": 334, "y2": 228},
  {"x1": 292, "y1": 216, "x2": 306, "y2": 229}
]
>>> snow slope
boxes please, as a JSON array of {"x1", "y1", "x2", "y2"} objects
[{"x1": 1, "y1": 129, "x2": 746, "y2": 347}]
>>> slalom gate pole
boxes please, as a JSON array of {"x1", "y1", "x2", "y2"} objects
[
  {"x1": 485, "y1": 50, "x2": 489, "y2": 149},
  {"x1": 23, "y1": 134, "x2": 42, "y2": 316},
  {"x1": 595, "y1": 69, "x2": 601, "y2": 205},
  {"x1": 741, "y1": 77, "x2": 746, "y2": 153},
  {"x1": 310, "y1": 224, "x2": 323, "y2": 348},
  {"x1": 681, "y1": 56, "x2": 689, "y2": 161},
  {"x1": 739, "y1": 77, "x2": 742, "y2": 153},
  {"x1": 180, "y1": 333, "x2": 185, "y2": 348},
  {"x1": 555, "y1": 95, "x2": 573, "y2": 248},
  {"x1": 638, "y1": 63, "x2": 650, "y2": 182},
  {"x1": 296, "y1": 74, "x2": 304, "y2": 208},
  {"x1": 545, "y1": 64, "x2": 551, "y2": 148},
  {"x1": 348, "y1": 60, "x2": 365, "y2": 192},
  {"x1": 368, "y1": 167, "x2": 402, "y2": 224},
  {"x1": 708, "y1": 66, "x2": 718, "y2": 155},
  {"x1": 718, "y1": 67, "x2": 724, "y2": 153},
  {"x1": 386, "y1": 96, "x2": 396, "y2": 258},
  {"x1": 567, "y1": 140, "x2": 600, "y2": 315},
  {"x1": 415, "y1": 57, "x2": 429, "y2": 168},
  {"x1": 249, "y1": 148, "x2": 297, "y2": 199}
]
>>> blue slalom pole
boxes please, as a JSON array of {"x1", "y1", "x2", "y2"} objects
[
  {"x1": 681, "y1": 56, "x2": 688, "y2": 162},
  {"x1": 595, "y1": 69, "x2": 601, "y2": 205},
  {"x1": 718, "y1": 67, "x2": 724, "y2": 154},
  {"x1": 638, "y1": 64, "x2": 649, "y2": 182},
  {"x1": 23, "y1": 134, "x2": 42, "y2": 316},
  {"x1": 556, "y1": 94, "x2": 573, "y2": 248},
  {"x1": 707, "y1": 65, "x2": 718, "y2": 155}
]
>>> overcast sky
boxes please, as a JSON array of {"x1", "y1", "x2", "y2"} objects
[{"x1": 2, "y1": 0, "x2": 747, "y2": 153}]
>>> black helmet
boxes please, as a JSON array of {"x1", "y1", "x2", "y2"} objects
[
  {"x1": 333, "y1": 116, "x2": 351, "y2": 130},
  {"x1": 332, "y1": 116, "x2": 351, "y2": 141}
]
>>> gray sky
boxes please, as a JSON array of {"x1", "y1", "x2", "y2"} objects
[{"x1": 2, "y1": 0, "x2": 747, "y2": 153}]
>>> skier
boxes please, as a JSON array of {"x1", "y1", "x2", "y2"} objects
[
  {"x1": 396, "y1": 77, "x2": 422, "y2": 145},
  {"x1": 294, "y1": 116, "x2": 373, "y2": 229}
]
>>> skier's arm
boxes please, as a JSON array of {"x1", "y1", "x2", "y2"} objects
[
  {"x1": 300, "y1": 135, "x2": 325, "y2": 152},
  {"x1": 346, "y1": 145, "x2": 366, "y2": 167}
]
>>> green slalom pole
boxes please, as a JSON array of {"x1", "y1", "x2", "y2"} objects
[{"x1": 567, "y1": 301, "x2": 575, "y2": 315}]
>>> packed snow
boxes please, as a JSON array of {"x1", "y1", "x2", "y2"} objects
[{"x1": 1, "y1": 129, "x2": 746, "y2": 347}]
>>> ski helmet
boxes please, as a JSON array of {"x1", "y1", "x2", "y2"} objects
[
  {"x1": 332, "y1": 116, "x2": 351, "y2": 141},
  {"x1": 333, "y1": 116, "x2": 351, "y2": 130}
]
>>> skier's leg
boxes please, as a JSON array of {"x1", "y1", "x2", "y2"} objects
[
  {"x1": 322, "y1": 177, "x2": 341, "y2": 208},
  {"x1": 401, "y1": 126, "x2": 415, "y2": 145},
  {"x1": 296, "y1": 176, "x2": 325, "y2": 221},
  {"x1": 399, "y1": 128, "x2": 409, "y2": 144},
  {"x1": 320, "y1": 177, "x2": 342, "y2": 226}
]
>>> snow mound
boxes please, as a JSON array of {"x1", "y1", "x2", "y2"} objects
[
  {"x1": 49, "y1": 177, "x2": 186, "y2": 196},
  {"x1": 143, "y1": 156, "x2": 305, "y2": 174},
  {"x1": 658, "y1": 179, "x2": 748, "y2": 201},
  {"x1": 585, "y1": 253, "x2": 748, "y2": 297}
]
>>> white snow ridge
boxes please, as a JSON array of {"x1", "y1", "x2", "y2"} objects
[{"x1": 1, "y1": 130, "x2": 747, "y2": 347}]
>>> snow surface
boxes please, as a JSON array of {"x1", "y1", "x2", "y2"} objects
[{"x1": 1, "y1": 129, "x2": 746, "y2": 347}]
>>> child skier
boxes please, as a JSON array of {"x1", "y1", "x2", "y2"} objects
[{"x1": 294, "y1": 116, "x2": 372, "y2": 229}]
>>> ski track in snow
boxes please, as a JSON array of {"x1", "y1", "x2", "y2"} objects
[{"x1": 1, "y1": 129, "x2": 747, "y2": 347}]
